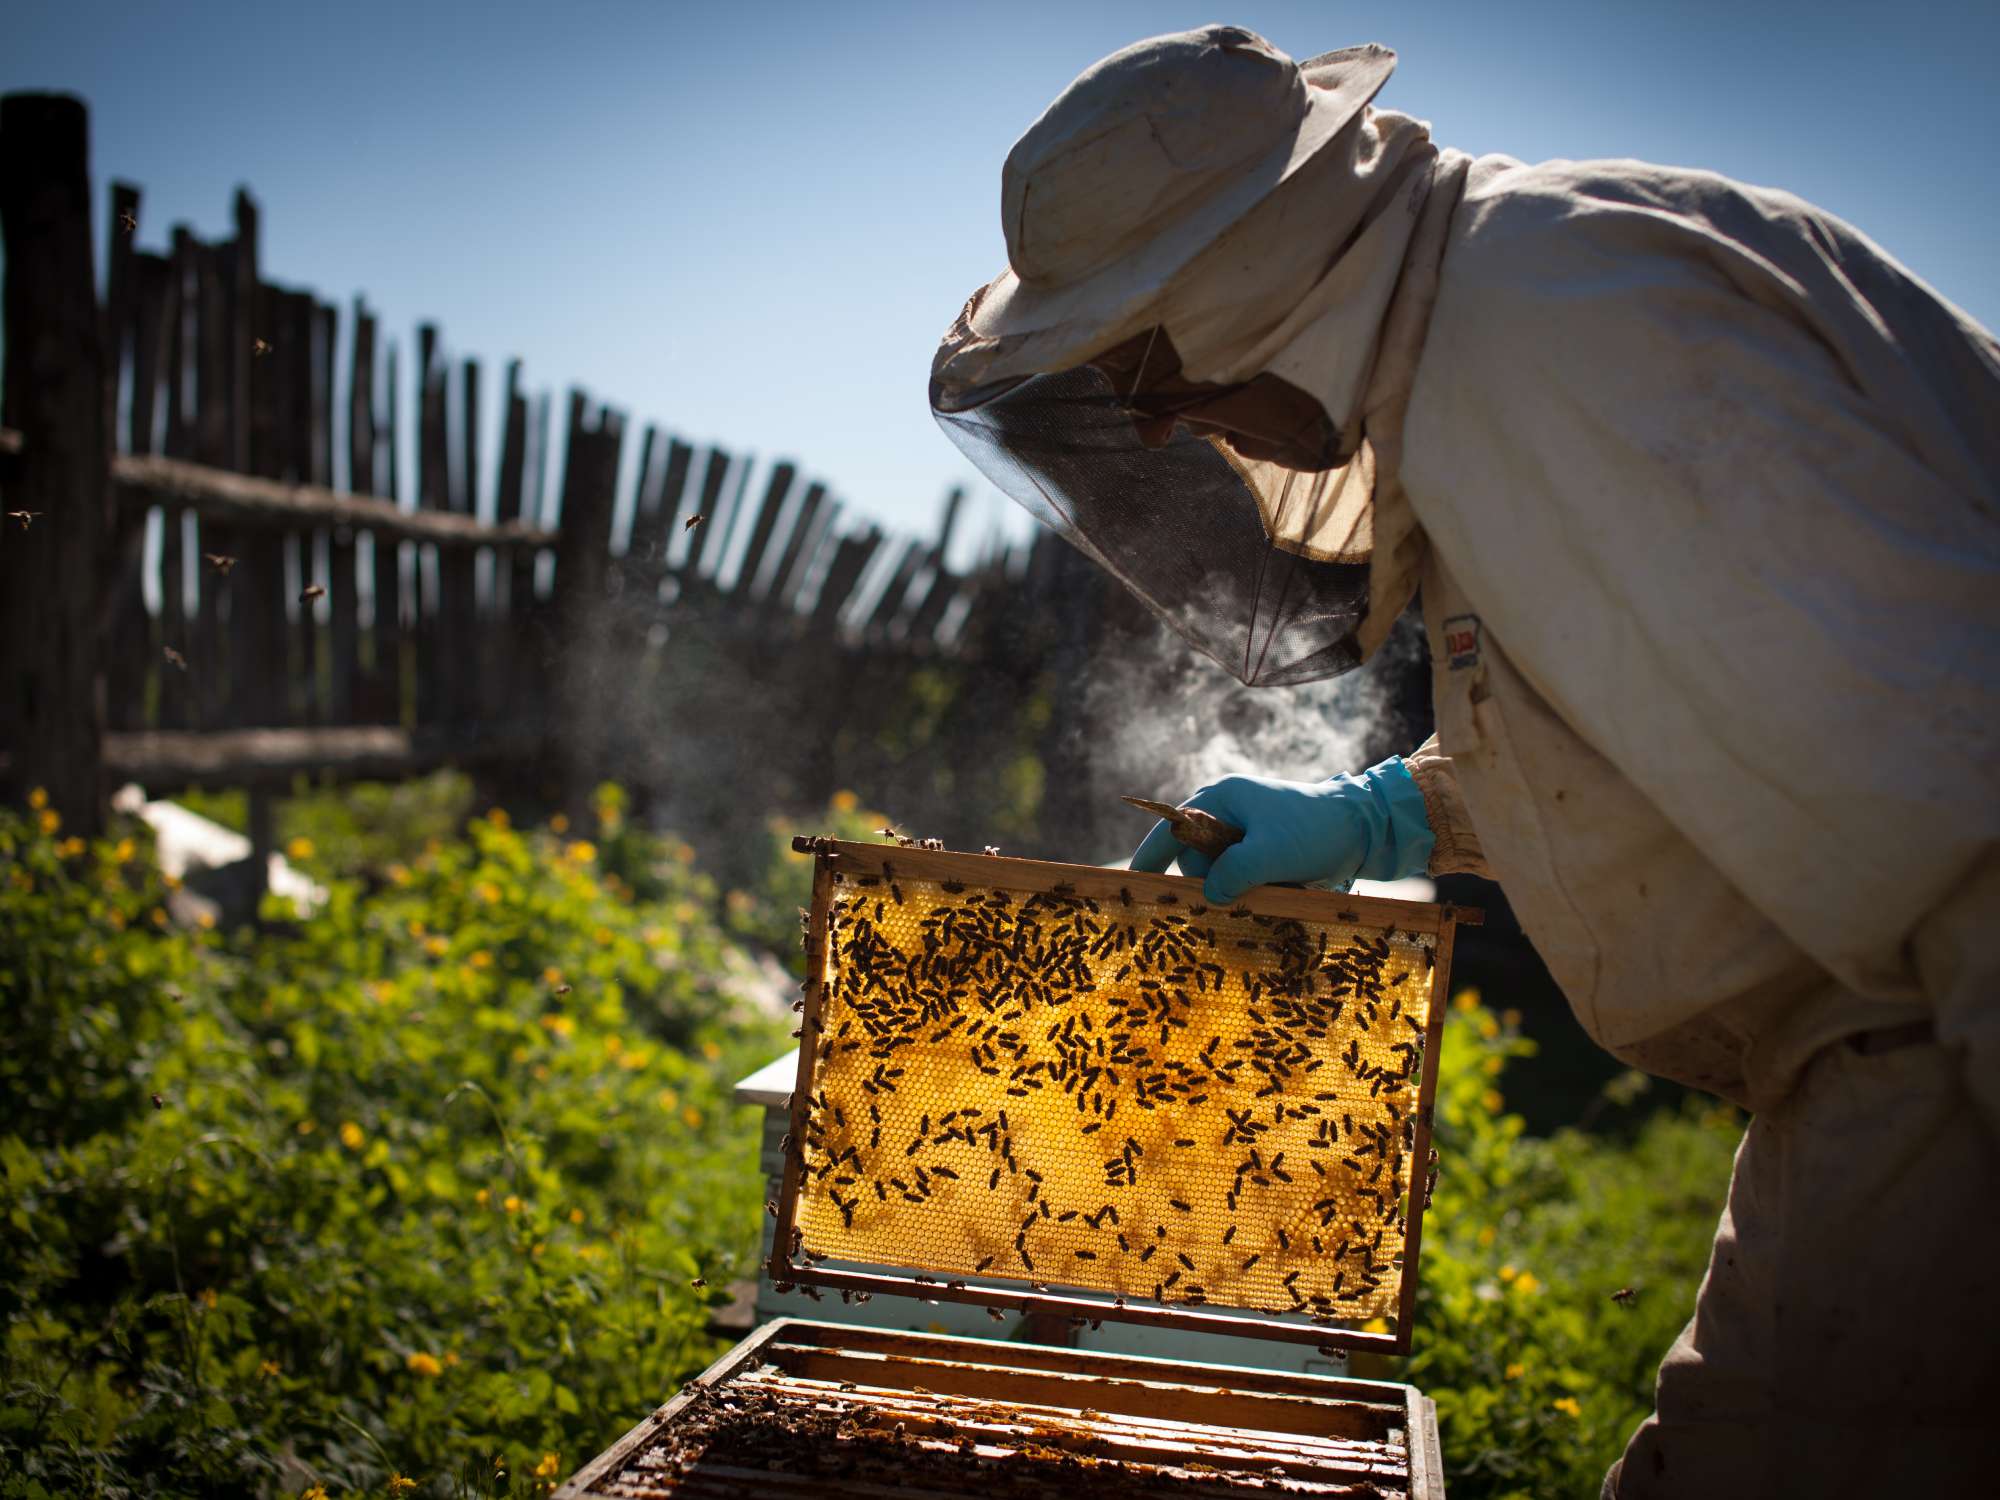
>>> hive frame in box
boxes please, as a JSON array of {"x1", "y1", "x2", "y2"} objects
[
  {"x1": 767, "y1": 839, "x2": 1476, "y2": 1357},
  {"x1": 555, "y1": 1318, "x2": 1447, "y2": 1499}
]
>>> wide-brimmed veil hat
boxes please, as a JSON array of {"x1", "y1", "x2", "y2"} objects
[
  {"x1": 931, "y1": 26, "x2": 1449, "y2": 687},
  {"x1": 937, "y1": 27, "x2": 1398, "y2": 391}
]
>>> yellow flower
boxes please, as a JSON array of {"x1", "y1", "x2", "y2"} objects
[
  {"x1": 1499, "y1": 1264, "x2": 1516, "y2": 1282},
  {"x1": 1504, "y1": 1362, "x2": 1525, "y2": 1381},
  {"x1": 565, "y1": 840, "x2": 597, "y2": 863},
  {"x1": 297, "y1": 1119, "x2": 316, "y2": 1135},
  {"x1": 1481, "y1": 1088, "x2": 1504, "y2": 1114},
  {"x1": 150, "y1": 907, "x2": 168, "y2": 928},
  {"x1": 487, "y1": 806, "x2": 510, "y2": 829},
  {"x1": 1478, "y1": 1014, "x2": 1500, "y2": 1040},
  {"x1": 301, "y1": 1486, "x2": 329, "y2": 1500},
  {"x1": 27, "y1": 786, "x2": 47, "y2": 810},
  {"x1": 503, "y1": 1194, "x2": 523, "y2": 1215},
  {"x1": 197, "y1": 910, "x2": 216, "y2": 930},
  {"x1": 534, "y1": 1452, "x2": 561, "y2": 1479},
  {"x1": 1502, "y1": 1008, "x2": 1522, "y2": 1028},
  {"x1": 657, "y1": 1088, "x2": 680, "y2": 1113},
  {"x1": 617, "y1": 1049, "x2": 648, "y2": 1071},
  {"x1": 57, "y1": 836, "x2": 86, "y2": 858},
  {"x1": 1552, "y1": 1396, "x2": 1582, "y2": 1418},
  {"x1": 474, "y1": 880, "x2": 501, "y2": 905},
  {"x1": 1452, "y1": 987, "x2": 1480, "y2": 1013},
  {"x1": 368, "y1": 979, "x2": 396, "y2": 1005},
  {"x1": 468, "y1": 949, "x2": 492, "y2": 969},
  {"x1": 542, "y1": 965, "x2": 563, "y2": 986},
  {"x1": 424, "y1": 935, "x2": 448, "y2": 957},
  {"x1": 680, "y1": 1105, "x2": 704, "y2": 1130},
  {"x1": 530, "y1": 1241, "x2": 546, "y2": 1258},
  {"x1": 550, "y1": 812, "x2": 570, "y2": 833},
  {"x1": 539, "y1": 1014, "x2": 575, "y2": 1038},
  {"x1": 830, "y1": 789, "x2": 859, "y2": 813},
  {"x1": 406, "y1": 1351, "x2": 443, "y2": 1378},
  {"x1": 443, "y1": 1350, "x2": 460, "y2": 1366},
  {"x1": 700, "y1": 1040, "x2": 722, "y2": 1062},
  {"x1": 1482, "y1": 1054, "x2": 1504, "y2": 1075},
  {"x1": 569, "y1": 1207, "x2": 585, "y2": 1224},
  {"x1": 1514, "y1": 1270, "x2": 1541, "y2": 1295},
  {"x1": 603, "y1": 1035, "x2": 623, "y2": 1056},
  {"x1": 387, "y1": 862, "x2": 412, "y2": 885},
  {"x1": 38, "y1": 808, "x2": 61, "y2": 836},
  {"x1": 260, "y1": 1359, "x2": 281, "y2": 1379},
  {"x1": 285, "y1": 836, "x2": 315, "y2": 861},
  {"x1": 389, "y1": 1478, "x2": 418, "y2": 1496},
  {"x1": 113, "y1": 837, "x2": 136, "y2": 862},
  {"x1": 475, "y1": 1188, "x2": 491, "y2": 1207},
  {"x1": 199, "y1": 1288, "x2": 219, "y2": 1309},
  {"x1": 339, "y1": 1121, "x2": 365, "y2": 1151},
  {"x1": 1476, "y1": 1225, "x2": 1496, "y2": 1248}
]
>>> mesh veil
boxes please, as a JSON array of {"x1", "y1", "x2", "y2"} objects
[{"x1": 932, "y1": 364, "x2": 1376, "y2": 686}]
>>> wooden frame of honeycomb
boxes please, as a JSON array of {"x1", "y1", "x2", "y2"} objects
[{"x1": 768, "y1": 839, "x2": 1475, "y2": 1356}]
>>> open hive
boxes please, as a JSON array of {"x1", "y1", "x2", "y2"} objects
[
  {"x1": 557, "y1": 1319, "x2": 1445, "y2": 1498},
  {"x1": 770, "y1": 839, "x2": 1469, "y2": 1352}
]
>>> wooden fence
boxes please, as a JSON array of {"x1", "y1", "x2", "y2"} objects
[{"x1": 1, "y1": 92, "x2": 1124, "y2": 869}]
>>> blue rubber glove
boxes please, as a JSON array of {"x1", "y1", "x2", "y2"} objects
[{"x1": 1128, "y1": 757, "x2": 1435, "y2": 904}]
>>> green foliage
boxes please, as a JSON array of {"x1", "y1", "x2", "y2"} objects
[
  {"x1": 176, "y1": 771, "x2": 479, "y2": 882},
  {"x1": 1404, "y1": 993, "x2": 1741, "y2": 1500},
  {"x1": 1, "y1": 783, "x2": 1746, "y2": 1500},
  {"x1": 725, "y1": 791, "x2": 898, "y2": 976},
  {"x1": 0, "y1": 789, "x2": 784, "y2": 1498}
]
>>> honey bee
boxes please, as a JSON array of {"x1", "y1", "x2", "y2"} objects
[
  {"x1": 300, "y1": 583, "x2": 326, "y2": 604},
  {"x1": 683, "y1": 514, "x2": 705, "y2": 531},
  {"x1": 1611, "y1": 1286, "x2": 1638, "y2": 1307},
  {"x1": 118, "y1": 208, "x2": 137, "y2": 233},
  {"x1": 6, "y1": 510, "x2": 44, "y2": 530},
  {"x1": 162, "y1": 645, "x2": 188, "y2": 671},
  {"x1": 203, "y1": 552, "x2": 238, "y2": 574},
  {"x1": 983, "y1": 845, "x2": 1000, "y2": 857},
  {"x1": 690, "y1": 1276, "x2": 706, "y2": 1289},
  {"x1": 151, "y1": 1092, "x2": 164, "y2": 1110},
  {"x1": 253, "y1": 338, "x2": 272, "y2": 358}
]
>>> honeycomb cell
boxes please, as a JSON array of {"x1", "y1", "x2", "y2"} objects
[{"x1": 789, "y1": 863, "x2": 1436, "y2": 1327}]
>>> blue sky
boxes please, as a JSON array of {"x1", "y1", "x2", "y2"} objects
[{"x1": 8, "y1": 0, "x2": 1996, "y2": 564}]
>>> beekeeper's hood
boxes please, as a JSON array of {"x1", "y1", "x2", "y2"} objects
[{"x1": 931, "y1": 26, "x2": 1463, "y2": 684}]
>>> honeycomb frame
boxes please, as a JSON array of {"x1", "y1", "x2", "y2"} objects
[{"x1": 768, "y1": 839, "x2": 1471, "y2": 1354}]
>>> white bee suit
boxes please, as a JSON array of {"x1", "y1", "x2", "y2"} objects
[{"x1": 1394, "y1": 159, "x2": 2000, "y2": 1495}]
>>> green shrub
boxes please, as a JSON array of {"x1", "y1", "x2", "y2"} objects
[
  {"x1": 1403, "y1": 993, "x2": 1741, "y2": 1499},
  {"x1": 1, "y1": 785, "x2": 1744, "y2": 1500},
  {"x1": 0, "y1": 789, "x2": 783, "y2": 1498}
]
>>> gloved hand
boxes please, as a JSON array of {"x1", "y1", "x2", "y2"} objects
[{"x1": 1128, "y1": 757, "x2": 1435, "y2": 904}]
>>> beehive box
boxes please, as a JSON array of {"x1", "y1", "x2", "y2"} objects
[
  {"x1": 561, "y1": 841, "x2": 1470, "y2": 1497},
  {"x1": 556, "y1": 1318, "x2": 1446, "y2": 1497}
]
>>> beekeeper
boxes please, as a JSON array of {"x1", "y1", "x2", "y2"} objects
[{"x1": 930, "y1": 25, "x2": 1999, "y2": 1497}]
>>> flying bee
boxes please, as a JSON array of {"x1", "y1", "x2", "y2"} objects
[
  {"x1": 690, "y1": 1276, "x2": 706, "y2": 1289},
  {"x1": 683, "y1": 513, "x2": 704, "y2": 531},
  {"x1": 151, "y1": 1092, "x2": 164, "y2": 1110},
  {"x1": 118, "y1": 207, "x2": 137, "y2": 233},
  {"x1": 162, "y1": 645, "x2": 188, "y2": 671},
  {"x1": 300, "y1": 583, "x2": 325, "y2": 603},
  {"x1": 203, "y1": 551, "x2": 238, "y2": 574},
  {"x1": 253, "y1": 338, "x2": 272, "y2": 357},
  {"x1": 6, "y1": 510, "x2": 45, "y2": 530},
  {"x1": 1611, "y1": 1286, "x2": 1638, "y2": 1307},
  {"x1": 983, "y1": 845, "x2": 1001, "y2": 856}
]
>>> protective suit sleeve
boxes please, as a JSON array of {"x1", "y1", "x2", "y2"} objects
[
  {"x1": 1401, "y1": 734, "x2": 1492, "y2": 880},
  {"x1": 1404, "y1": 162, "x2": 2000, "y2": 1003}
]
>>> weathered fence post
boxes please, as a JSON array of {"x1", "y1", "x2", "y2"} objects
[{"x1": 0, "y1": 94, "x2": 111, "y2": 832}]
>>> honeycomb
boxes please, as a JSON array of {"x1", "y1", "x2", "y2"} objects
[{"x1": 789, "y1": 862, "x2": 1436, "y2": 1326}]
